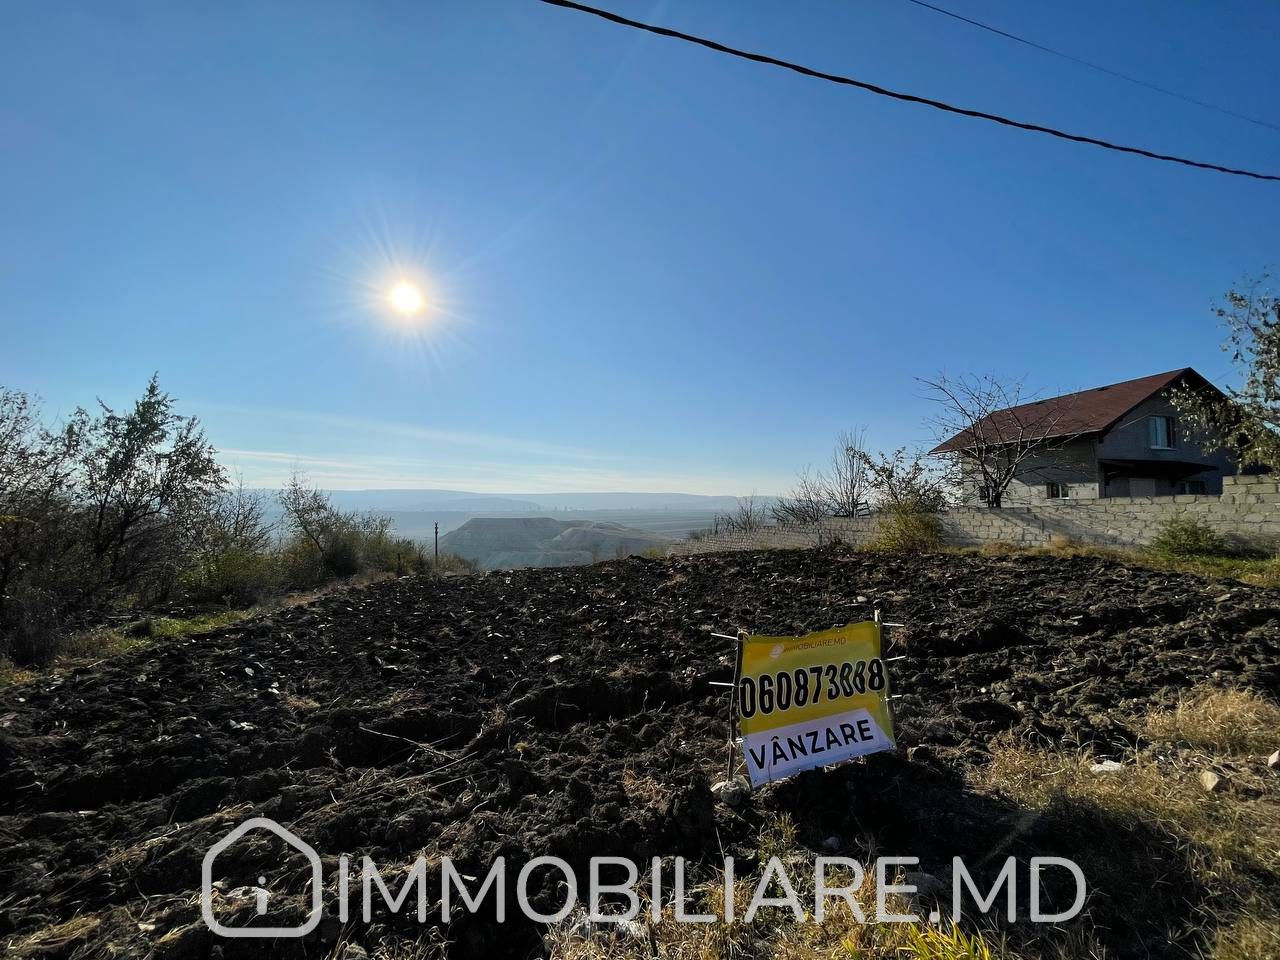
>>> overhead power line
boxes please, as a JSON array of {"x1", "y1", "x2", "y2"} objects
[
  {"x1": 535, "y1": 0, "x2": 1280, "y2": 183},
  {"x1": 899, "y1": 0, "x2": 1280, "y2": 133}
]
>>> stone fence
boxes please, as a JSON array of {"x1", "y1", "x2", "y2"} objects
[{"x1": 669, "y1": 475, "x2": 1280, "y2": 556}]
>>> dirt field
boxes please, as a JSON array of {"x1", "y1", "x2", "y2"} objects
[{"x1": 2, "y1": 548, "x2": 1278, "y2": 958}]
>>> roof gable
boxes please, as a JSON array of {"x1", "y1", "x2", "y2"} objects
[{"x1": 928, "y1": 368, "x2": 1220, "y2": 454}]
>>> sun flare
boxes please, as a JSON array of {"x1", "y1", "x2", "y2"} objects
[{"x1": 387, "y1": 280, "x2": 426, "y2": 317}]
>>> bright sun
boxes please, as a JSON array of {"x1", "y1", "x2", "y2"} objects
[{"x1": 387, "y1": 280, "x2": 426, "y2": 317}]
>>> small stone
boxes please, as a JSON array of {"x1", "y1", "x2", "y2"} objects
[
  {"x1": 547, "y1": 654, "x2": 563, "y2": 664},
  {"x1": 1199, "y1": 770, "x2": 1225, "y2": 793},
  {"x1": 1090, "y1": 759, "x2": 1123, "y2": 773},
  {"x1": 1267, "y1": 749, "x2": 1279, "y2": 770},
  {"x1": 902, "y1": 871, "x2": 949, "y2": 905},
  {"x1": 822, "y1": 835, "x2": 841, "y2": 852},
  {"x1": 711, "y1": 776, "x2": 751, "y2": 806}
]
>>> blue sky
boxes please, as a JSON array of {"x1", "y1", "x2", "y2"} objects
[{"x1": 3, "y1": 1, "x2": 1278, "y2": 494}]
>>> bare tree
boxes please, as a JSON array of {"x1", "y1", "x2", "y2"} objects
[
  {"x1": 771, "y1": 466, "x2": 829, "y2": 524},
  {"x1": 922, "y1": 373, "x2": 1077, "y2": 508},
  {"x1": 772, "y1": 427, "x2": 872, "y2": 523},
  {"x1": 826, "y1": 427, "x2": 872, "y2": 516},
  {"x1": 279, "y1": 471, "x2": 398, "y2": 579},
  {"x1": 203, "y1": 477, "x2": 275, "y2": 554},
  {"x1": 279, "y1": 470, "x2": 334, "y2": 558},
  {"x1": 716, "y1": 493, "x2": 769, "y2": 535}
]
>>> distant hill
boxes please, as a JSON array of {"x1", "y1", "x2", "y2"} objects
[
  {"x1": 440, "y1": 517, "x2": 669, "y2": 570},
  {"x1": 322, "y1": 490, "x2": 542, "y2": 512},
  {"x1": 315, "y1": 488, "x2": 756, "y2": 513}
]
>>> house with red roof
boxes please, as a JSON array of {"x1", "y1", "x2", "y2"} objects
[{"x1": 929, "y1": 368, "x2": 1236, "y2": 503}]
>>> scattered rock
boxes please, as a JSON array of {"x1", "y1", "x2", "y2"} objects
[
  {"x1": 711, "y1": 776, "x2": 751, "y2": 806},
  {"x1": 1200, "y1": 770, "x2": 1225, "y2": 793},
  {"x1": 1090, "y1": 759, "x2": 1124, "y2": 773},
  {"x1": 1268, "y1": 749, "x2": 1279, "y2": 770}
]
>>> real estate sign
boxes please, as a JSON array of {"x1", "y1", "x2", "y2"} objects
[{"x1": 736, "y1": 622, "x2": 895, "y2": 786}]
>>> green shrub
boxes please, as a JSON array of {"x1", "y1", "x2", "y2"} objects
[
  {"x1": 871, "y1": 504, "x2": 944, "y2": 552},
  {"x1": 180, "y1": 546, "x2": 281, "y2": 606},
  {"x1": 322, "y1": 535, "x2": 361, "y2": 578},
  {"x1": 1150, "y1": 516, "x2": 1226, "y2": 558}
]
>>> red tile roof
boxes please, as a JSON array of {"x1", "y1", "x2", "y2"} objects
[{"x1": 929, "y1": 368, "x2": 1219, "y2": 454}]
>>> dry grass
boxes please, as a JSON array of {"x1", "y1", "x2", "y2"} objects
[
  {"x1": 553, "y1": 718, "x2": 1280, "y2": 960},
  {"x1": 976, "y1": 740, "x2": 1280, "y2": 960},
  {"x1": 1145, "y1": 686, "x2": 1280, "y2": 755},
  {"x1": 0, "y1": 657, "x2": 36, "y2": 689},
  {"x1": 546, "y1": 814, "x2": 1012, "y2": 960},
  {"x1": 955, "y1": 541, "x2": 1280, "y2": 588},
  {"x1": 10, "y1": 916, "x2": 100, "y2": 956},
  {"x1": 978, "y1": 746, "x2": 1276, "y2": 875},
  {"x1": 1142, "y1": 551, "x2": 1280, "y2": 588},
  {"x1": 1212, "y1": 911, "x2": 1280, "y2": 960},
  {"x1": 545, "y1": 878, "x2": 1007, "y2": 960}
]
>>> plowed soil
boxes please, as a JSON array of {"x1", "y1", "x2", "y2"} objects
[{"x1": 2, "y1": 548, "x2": 1278, "y2": 959}]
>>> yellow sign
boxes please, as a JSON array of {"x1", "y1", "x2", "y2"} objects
[{"x1": 736, "y1": 622, "x2": 895, "y2": 785}]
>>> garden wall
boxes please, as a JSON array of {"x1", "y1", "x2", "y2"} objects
[{"x1": 669, "y1": 475, "x2": 1280, "y2": 555}]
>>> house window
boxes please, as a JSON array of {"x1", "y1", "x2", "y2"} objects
[
  {"x1": 1046, "y1": 482, "x2": 1069, "y2": 499},
  {"x1": 1149, "y1": 415, "x2": 1176, "y2": 449},
  {"x1": 1181, "y1": 479, "x2": 1206, "y2": 495}
]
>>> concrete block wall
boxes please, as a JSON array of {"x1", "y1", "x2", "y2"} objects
[{"x1": 670, "y1": 476, "x2": 1280, "y2": 556}]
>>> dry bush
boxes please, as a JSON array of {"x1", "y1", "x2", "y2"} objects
[
  {"x1": 871, "y1": 504, "x2": 944, "y2": 552},
  {"x1": 978, "y1": 541, "x2": 1018, "y2": 556},
  {"x1": 1145, "y1": 687, "x2": 1280, "y2": 755}
]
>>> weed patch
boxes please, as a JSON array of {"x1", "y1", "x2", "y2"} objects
[{"x1": 1145, "y1": 686, "x2": 1280, "y2": 755}]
